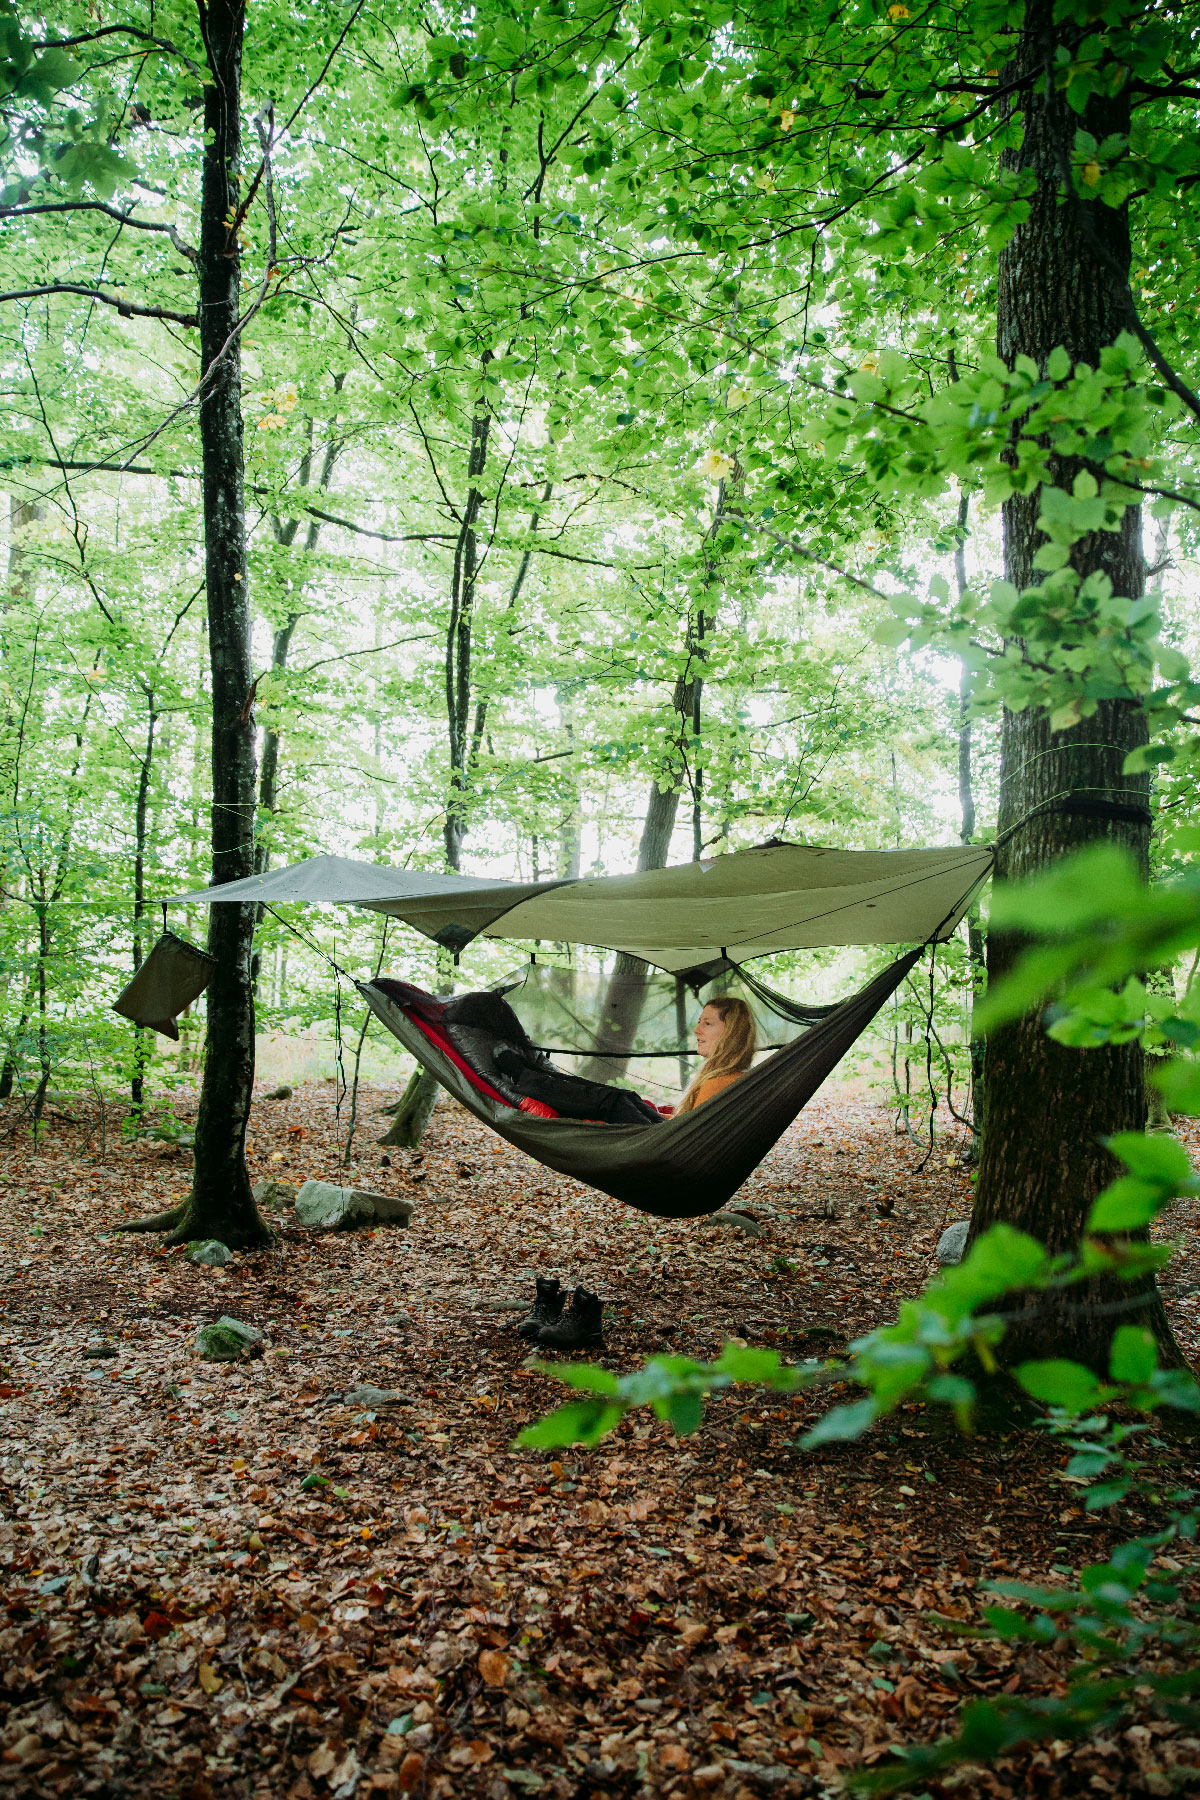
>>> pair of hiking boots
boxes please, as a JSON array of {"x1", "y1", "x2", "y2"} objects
[{"x1": 517, "y1": 1277, "x2": 603, "y2": 1351}]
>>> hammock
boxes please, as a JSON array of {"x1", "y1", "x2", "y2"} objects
[{"x1": 358, "y1": 947, "x2": 921, "y2": 1220}]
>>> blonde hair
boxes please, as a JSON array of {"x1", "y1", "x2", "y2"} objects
[{"x1": 677, "y1": 995, "x2": 757, "y2": 1113}]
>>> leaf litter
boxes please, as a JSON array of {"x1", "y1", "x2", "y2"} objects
[{"x1": 1, "y1": 1081, "x2": 1197, "y2": 1799}]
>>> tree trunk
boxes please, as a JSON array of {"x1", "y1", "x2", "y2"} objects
[
  {"x1": 0, "y1": 498, "x2": 44, "y2": 1099},
  {"x1": 139, "y1": 0, "x2": 267, "y2": 1249},
  {"x1": 971, "y1": 0, "x2": 1178, "y2": 1365},
  {"x1": 444, "y1": 390, "x2": 492, "y2": 872},
  {"x1": 953, "y1": 489, "x2": 986, "y2": 1150},
  {"x1": 392, "y1": 391, "x2": 498, "y2": 1146},
  {"x1": 378, "y1": 1064, "x2": 441, "y2": 1148},
  {"x1": 576, "y1": 780, "x2": 681, "y2": 1081},
  {"x1": 130, "y1": 690, "x2": 157, "y2": 1117},
  {"x1": 251, "y1": 410, "x2": 342, "y2": 990}
]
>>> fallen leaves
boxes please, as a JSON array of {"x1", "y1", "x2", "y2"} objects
[
  {"x1": 0, "y1": 1081, "x2": 1196, "y2": 1798},
  {"x1": 478, "y1": 1647, "x2": 511, "y2": 1687}
]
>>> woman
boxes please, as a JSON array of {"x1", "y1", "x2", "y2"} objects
[{"x1": 676, "y1": 995, "x2": 757, "y2": 1112}]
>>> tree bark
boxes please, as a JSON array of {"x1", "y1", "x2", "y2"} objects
[
  {"x1": 576, "y1": 780, "x2": 681, "y2": 1081},
  {"x1": 971, "y1": 0, "x2": 1179, "y2": 1365},
  {"x1": 0, "y1": 498, "x2": 44, "y2": 1099},
  {"x1": 378, "y1": 1064, "x2": 441, "y2": 1148},
  {"x1": 444, "y1": 390, "x2": 492, "y2": 872},
  {"x1": 953, "y1": 489, "x2": 986, "y2": 1148},
  {"x1": 139, "y1": 0, "x2": 267, "y2": 1249},
  {"x1": 130, "y1": 689, "x2": 158, "y2": 1116}
]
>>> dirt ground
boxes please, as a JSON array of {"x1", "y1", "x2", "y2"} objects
[{"x1": 1, "y1": 1081, "x2": 1197, "y2": 1800}]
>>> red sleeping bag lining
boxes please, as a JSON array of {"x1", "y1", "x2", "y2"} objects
[{"x1": 400, "y1": 1003, "x2": 563, "y2": 1119}]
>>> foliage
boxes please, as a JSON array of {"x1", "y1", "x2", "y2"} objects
[
  {"x1": 522, "y1": 1128, "x2": 1200, "y2": 1788},
  {"x1": 522, "y1": 833, "x2": 1200, "y2": 1787}
]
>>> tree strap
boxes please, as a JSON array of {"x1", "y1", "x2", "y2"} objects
[
  {"x1": 994, "y1": 789, "x2": 1153, "y2": 848},
  {"x1": 1054, "y1": 794, "x2": 1153, "y2": 826}
]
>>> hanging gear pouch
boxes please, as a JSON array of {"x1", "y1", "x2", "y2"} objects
[{"x1": 112, "y1": 931, "x2": 217, "y2": 1040}]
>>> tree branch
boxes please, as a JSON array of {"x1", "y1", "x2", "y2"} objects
[
  {"x1": 0, "y1": 284, "x2": 198, "y2": 326},
  {"x1": 32, "y1": 24, "x2": 202, "y2": 76},
  {"x1": 0, "y1": 199, "x2": 197, "y2": 259}
]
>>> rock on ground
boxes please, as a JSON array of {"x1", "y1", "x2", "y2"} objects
[
  {"x1": 195, "y1": 1316, "x2": 265, "y2": 1361},
  {"x1": 698, "y1": 1210, "x2": 763, "y2": 1238},
  {"x1": 252, "y1": 1177, "x2": 296, "y2": 1210},
  {"x1": 937, "y1": 1219, "x2": 971, "y2": 1265},
  {"x1": 185, "y1": 1239, "x2": 231, "y2": 1266},
  {"x1": 295, "y1": 1179, "x2": 414, "y2": 1231},
  {"x1": 341, "y1": 1384, "x2": 411, "y2": 1408}
]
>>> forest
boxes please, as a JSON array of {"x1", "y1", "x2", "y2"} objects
[{"x1": 1, "y1": 0, "x2": 1199, "y2": 1795}]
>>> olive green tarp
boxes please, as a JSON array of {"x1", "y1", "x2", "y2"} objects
[
  {"x1": 172, "y1": 841, "x2": 992, "y2": 971},
  {"x1": 357, "y1": 949, "x2": 923, "y2": 1220}
]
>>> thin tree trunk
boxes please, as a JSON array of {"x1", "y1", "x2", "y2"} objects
[
  {"x1": 251, "y1": 409, "x2": 343, "y2": 989},
  {"x1": 30, "y1": 694, "x2": 93, "y2": 1138},
  {"x1": 0, "y1": 498, "x2": 43, "y2": 1099},
  {"x1": 444, "y1": 387, "x2": 492, "y2": 872},
  {"x1": 971, "y1": 0, "x2": 1178, "y2": 1365},
  {"x1": 130, "y1": 689, "x2": 157, "y2": 1116},
  {"x1": 127, "y1": 0, "x2": 267, "y2": 1248},
  {"x1": 392, "y1": 391, "x2": 501, "y2": 1148}
]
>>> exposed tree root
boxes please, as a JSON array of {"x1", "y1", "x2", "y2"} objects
[
  {"x1": 115, "y1": 1203, "x2": 188, "y2": 1235},
  {"x1": 161, "y1": 1217, "x2": 274, "y2": 1251}
]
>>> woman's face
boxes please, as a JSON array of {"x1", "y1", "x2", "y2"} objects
[{"x1": 694, "y1": 1004, "x2": 726, "y2": 1060}]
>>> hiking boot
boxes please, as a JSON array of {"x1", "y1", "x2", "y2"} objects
[
  {"x1": 517, "y1": 1276, "x2": 566, "y2": 1342},
  {"x1": 536, "y1": 1285, "x2": 604, "y2": 1352}
]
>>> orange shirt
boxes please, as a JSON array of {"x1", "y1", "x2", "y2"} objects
[{"x1": 692, "y1": 1070, "x2": 744, "y2": 1109}]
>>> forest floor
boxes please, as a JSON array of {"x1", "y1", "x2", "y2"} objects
[{"x1": 1, "y1": 1081, "x2": 1198, "y2": 1800}]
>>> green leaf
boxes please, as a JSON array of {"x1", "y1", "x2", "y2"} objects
[
  {"x1": 1108, "y1": 1325, "x2": 1157, "y2": 1384},
  {"x1": 667, "y1": 1391, "x2": 704, "y2": 1434},
  {"x1": 532, "y1": 1361, "x2": 621, "y2": 1395},
  {"x1": 516, "y1": 1399, "x2": 625, "y2": 1448},
  {"x1": 1105, "y1": 1131, "x2": 1193, "y2": 1186},
  {"x1": 1086, "y1": 1177, "x2": 1163, "y2": 1232},
  {"x1": 712, "y1": 1344, "x2": 788, "y2": 1382},
  {"x1": 1047, "y1": 346, "x2": 1072, "y2": 381},
  {"x1": 801, "y1": 1398, "x2": 879, "y2": 1446},
  {"x1": 983, "y1": 1606, "x2": 1058, "y2": 1642},
  {"x1": 1014, "y1": 1360, "x2": 1102, "y2": 1414}
]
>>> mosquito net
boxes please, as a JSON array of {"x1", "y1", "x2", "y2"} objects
[{"x1": 488, "y1": 956, "x2": 841, "y2": 1102}]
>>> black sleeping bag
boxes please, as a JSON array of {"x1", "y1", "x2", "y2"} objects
[{"x1": 441, "y1": 992, "x2": 663, "y2": 1126}]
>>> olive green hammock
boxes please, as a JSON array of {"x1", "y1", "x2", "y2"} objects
[
  {"x1": 164, "y1": 839, "x2": 992, "y2": 1221},
  {"x1": 356, "y1": 948, "x2": 924, "y2": 1220}
]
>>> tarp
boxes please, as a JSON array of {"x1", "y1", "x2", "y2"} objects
[{"x1": 171, "y1": 841, "x2": 992, "y2": 971}]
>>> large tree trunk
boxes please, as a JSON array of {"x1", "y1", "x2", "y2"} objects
[
  {"x1": 128, "y1": 0, "x2": 267, "y2": 1248},
  {"x1": 953, "y1": 490, "x2": 985, "y2": 1149},
  {"x1": 971, "y1": 0, "x2": 1178, "y2": 1365}
]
